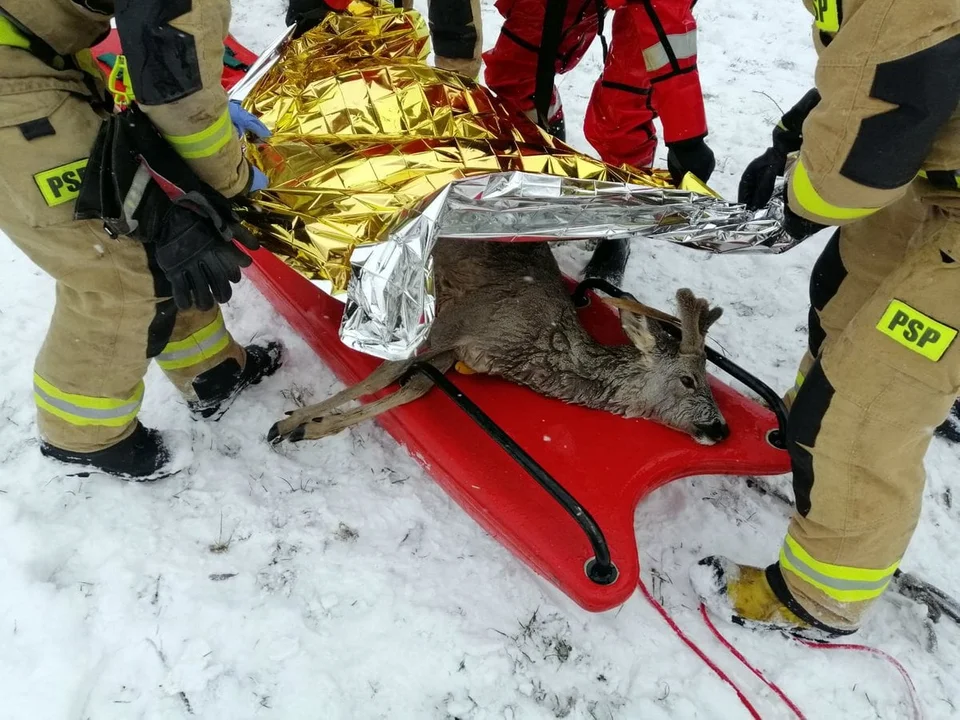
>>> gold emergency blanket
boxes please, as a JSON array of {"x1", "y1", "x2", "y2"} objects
[{"x1": 241, "y1": 1, "x2": 674, "y2": 293}]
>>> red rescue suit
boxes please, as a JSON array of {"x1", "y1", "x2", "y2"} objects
[{"x1": 483, "y1": 0, "x2": 707, "y2": 169}]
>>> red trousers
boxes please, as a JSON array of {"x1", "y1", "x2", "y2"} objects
[{"x1": 483, "y1": 0, "x2": 708, "y2": 169}]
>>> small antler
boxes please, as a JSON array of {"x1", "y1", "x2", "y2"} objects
[{"x1": 675, "y1": 288, "x2": 723, "y2": 353}]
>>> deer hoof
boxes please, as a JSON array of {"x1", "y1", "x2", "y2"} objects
[
  {"x1": 266, "y1": 419, "x2": 307, "y2": 444},
  {"x1": 267, "y1": 422, "x2": 282, "y2": 444},
  {"x1": 267, "y1": 418, "x2": 302, "y2": 444}
]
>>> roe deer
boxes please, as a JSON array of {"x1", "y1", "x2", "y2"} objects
[{"x1": 268, "y1": 239, "x2": 728, "y2": 445}]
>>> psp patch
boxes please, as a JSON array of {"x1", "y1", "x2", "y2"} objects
[
  {"x1": 33, "y1": 159, "x2": 88, "y2": 207},
  {"x1": 877, "y1": 300, "x2": 958, "y2": 361},
  {"x1": 810, "y1": 0, "x2": 840, "y2": 32}
]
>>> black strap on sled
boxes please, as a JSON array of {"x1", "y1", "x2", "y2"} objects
[{"x1": 408, "y1": 362, "x2": 619, "y2": 586}]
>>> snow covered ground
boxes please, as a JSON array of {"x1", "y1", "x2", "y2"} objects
[{"x1": 2, "y1": 1, "x2": 959, "y2": 718}]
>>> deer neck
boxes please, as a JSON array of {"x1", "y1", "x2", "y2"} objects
[
  {"x1": 490, "y1": 328, "x2": 649, "y2": 414},
  {"x1": 562, "y1": 341, "x2": 649, "y2": 413}
]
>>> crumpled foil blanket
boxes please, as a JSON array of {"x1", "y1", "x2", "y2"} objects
[{"x1": 241, "y1": 0, "x2": 790, "y2": 360}]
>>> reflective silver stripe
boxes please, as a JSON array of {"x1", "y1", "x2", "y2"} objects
[
  {"x1": 780, "y1": 539, "x2": 891, "y2": 593},
  {"x1": 33, "y1": 383, "x2": 142, "y2": 421},
  {"x1": 642, "y1": 30, "x2": 698, "y2": 72},
  {"x1": 121, "y1": 164, "x2": 152, "y2": 233},
  {"x1": 157, "y1": 322, "x2": 229, "y2": 364}
]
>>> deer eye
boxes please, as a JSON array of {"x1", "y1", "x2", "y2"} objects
[{"x1": 680, "y1": 375, "x2": 696, "y2": 390}]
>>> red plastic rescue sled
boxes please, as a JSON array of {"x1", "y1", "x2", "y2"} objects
[
  {"x1": 92, "y1": 29, "x2": 791, "y2": 611},
  {"x1": 245, "y1": 248, "x2": 790, "y2": 611}
]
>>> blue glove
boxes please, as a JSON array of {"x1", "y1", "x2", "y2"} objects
[
  {"x1": 229, "y1": 102, "x2": 271, "y2": 193},
  {"x1": 229, "y1": 100, "x2": 271, "y2": 140},
  {"x1": 249, "y1": 164, "x2": 269, "y2": 193}
]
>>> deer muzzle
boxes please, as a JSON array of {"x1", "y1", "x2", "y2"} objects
[{"x1": 693, "y1": 419, "x2": 730, "y2": 445}]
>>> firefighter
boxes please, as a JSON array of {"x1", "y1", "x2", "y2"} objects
[
  {"x1": 482, "y1": 0, "x2": 715, "y2": 184},
  {"x1": 694, "y1": 0, "x2": 960, "y2": 637},
  {"x1": 287, "y1": 0, "x2": 483, "y2": 80},
  {"x1": 0, "y1": 0, "x2": 285, "y2": 481}
]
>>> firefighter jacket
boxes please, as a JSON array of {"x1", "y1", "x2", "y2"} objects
[
  {"x1": 0, "y1": 0, "x2": 252, "y2": 198},
  {"x1": 787, "y1": 0, "x2": 960, "y2": 225}
]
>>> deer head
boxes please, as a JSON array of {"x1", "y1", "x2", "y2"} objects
[{"x1": 604, "y1": 289, "x2": 728, "y2": 445}]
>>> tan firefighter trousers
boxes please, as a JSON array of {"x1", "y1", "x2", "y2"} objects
[
  {"x1": 777, "y1": 181, "x2": 960, "y2": 630},
  {"x1": 402, "y1": 0, "x2": 483, "y2": 79},
  {"x1": 0, "y1": 62, "x2": 245, "y2": 454}
]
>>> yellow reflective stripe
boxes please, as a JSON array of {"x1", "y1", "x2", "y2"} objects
[
  {"x1": 0, "y1": 15, "x2": 30, "y2": 50},
  {"x1": 780, "y1": 534, "x2": 898, "y2": 603},
  {"x1": 33, "y1": 374, "x2": 143, "y2": 428},
  {"x1": 156, "y1": 313, "x2": 231, "y2": 370},
  {"x1": 785, "y1": 535, "x2": 898, "y2": 583},
  {"x1": 792, "y1": 159, "x2": 878, "y2": 222},
  {"x1": 162, "y1": 108, "x2": 234, "y2": 160},
  {"x1": 785, "y1": 370, "x2": 805, "y2": 404}
]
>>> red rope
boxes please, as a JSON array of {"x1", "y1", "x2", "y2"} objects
[
  {"x1": 699, "y1": 604, "x2": 807, "y2": 719},
  {"x1": 637, "y1": 579, "x2": 762, "y2": 720},
  {"x1": 640, "y1": 577, "x2": 925, "y2": 719},
  {"x1": 793, "y1": 639, "x2": 924, "y2": 720}
]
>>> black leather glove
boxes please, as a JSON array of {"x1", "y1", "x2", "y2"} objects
[
  {"x1": 136, "y1": 184, "x2": 260, "y2": 311},
  {"x1": 738, "y1": 146, "x2": 788, "y2": 210},
  {"x1": 286, "y1": 0, "x2": 336, "y2": 37},
  {"x1": 666, "y1": 136, "x2": 716, "y2": 186},
  {"x1": 738, "y1": 89, "x2": 821, "y2": 210},
  {"x1": 781, "y1": 182, "x2": 828, "y2": 243}
]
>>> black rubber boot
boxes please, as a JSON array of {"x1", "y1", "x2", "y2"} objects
[
  {"x1": 40, "y1": 423, "x2": 172, "y2": 481},
  {"x1": 529, "y1": 89, "x2": 566, "y2": 142},
  {"x1": 582, "y1": 237, "x2": 631, "y2": 286},
  {"x1": 548, "y1": 114, "x2": 566, "y2": 143},
  {"x1": 188, "y1": 341, "x2": 284, "y2": 420}
]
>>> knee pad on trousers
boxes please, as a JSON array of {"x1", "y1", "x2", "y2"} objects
[
  {"x1": 147, "y1": 299, "x2": 178, "y2": 358},
  {"x1": 786, "y1": 359, "x2": 836, "y2": 517},
  {"x1": 807, "y1": 229, "x2": 846, "y2": 357}
]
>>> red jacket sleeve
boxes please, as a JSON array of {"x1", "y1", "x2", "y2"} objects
[{"x1": 613, "y1": 0, "x2": 708, "y2": 144}]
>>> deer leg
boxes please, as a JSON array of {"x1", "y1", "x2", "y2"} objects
[
  {"x1": 268, "y1": 353, "x2": 455, "y2": 443},
  {"x1": 279, "y1": 354, "x2": 455, "y2": 443},
  {"x1": 268, "y1": 359, "x2": 414, "y2": 443}
]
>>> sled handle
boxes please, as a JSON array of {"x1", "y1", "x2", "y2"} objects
[
  {"x1": 571, "y1": 278, "x2": 789, "y2": 449},
  {"x1": 407, "y1": 362, "x2": 620, "y2": 586}
]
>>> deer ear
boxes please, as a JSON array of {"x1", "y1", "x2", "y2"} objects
[{"x1": 620, "y1": 310, "x2": 659, "y2": 354}]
